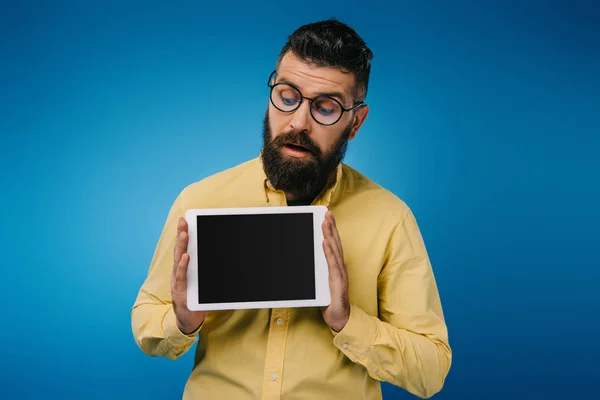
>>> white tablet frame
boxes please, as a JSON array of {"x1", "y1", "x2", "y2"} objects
[{"x1": 185, "y1": 205, "x2": 331, "y2": 311}]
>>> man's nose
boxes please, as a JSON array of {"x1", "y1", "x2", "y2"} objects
[{"x1": 290, "y1": 99, "x2": 312, "y2": 132}]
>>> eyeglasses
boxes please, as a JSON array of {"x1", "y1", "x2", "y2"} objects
[{"x1": 267, "y1": 70, "x2": 364, "y2": 126}]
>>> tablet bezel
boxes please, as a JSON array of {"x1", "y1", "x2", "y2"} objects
[{"x1": 184, "y1": 205, "x2": 330, "y2": 311}]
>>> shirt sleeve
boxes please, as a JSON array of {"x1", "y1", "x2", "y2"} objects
[
  {"x1": 332, "y1": 209, "x2": 452, "y2": 399},
  {"x1": 130, "y1": 188, "x2": 202, "y2": 360}
]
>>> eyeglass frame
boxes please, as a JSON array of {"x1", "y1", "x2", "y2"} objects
[{"x1": 266, "y1": 70, "x2": 365, "y2": 126}]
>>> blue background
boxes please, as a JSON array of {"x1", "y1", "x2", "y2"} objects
[{"x1": 1, "y1": 1, "x2": 599, "y2": 399}]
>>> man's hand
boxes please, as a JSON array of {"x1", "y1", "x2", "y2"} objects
[
  {"x1": 172, "y1": 217, "x2": 208, "y2": 335},
  {"x1": 321, "y1": 211, "x2": 350, "y2": 332}
]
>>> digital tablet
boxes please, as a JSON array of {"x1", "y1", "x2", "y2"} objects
[{"x1": 184, "y1": 205, "x2": 331, "y2": 311}]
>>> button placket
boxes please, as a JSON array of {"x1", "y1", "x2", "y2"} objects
[{"x1": 261, "y1": 308, "x2": 291, "y2": 400}]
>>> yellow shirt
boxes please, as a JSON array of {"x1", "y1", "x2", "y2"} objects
[{"x1": 131, "y1": 157, "x2": 451, "y2": 399}]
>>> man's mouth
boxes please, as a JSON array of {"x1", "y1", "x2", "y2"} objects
[
  {"x1": 282, "y1": 142, "x2": 313, "y2": 158},
  {"x1": 284, "y1": 143, "x2": 311, "y2": 153}
]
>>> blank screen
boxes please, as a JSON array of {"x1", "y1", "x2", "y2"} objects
[{"x1": 195, "y1": 213, "x2": 316, "y2": 304}]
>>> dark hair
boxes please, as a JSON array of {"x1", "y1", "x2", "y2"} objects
[{"x1": 276, "y1": 19, "x2": 373, "y2": 104}]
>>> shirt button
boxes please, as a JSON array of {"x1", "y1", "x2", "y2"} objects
[
  {"x1": 276, "y1": 318, "x2": 283, "y2": 325},
  {"x1": 342, "y1": 343, "x2": 348, "y2": 349},
  {"x1": 271, "y1": 374, "x2": 277, "y2": 381},
  {"x1": 372, "y1": 368, "x2": 378, "y2": 373}
]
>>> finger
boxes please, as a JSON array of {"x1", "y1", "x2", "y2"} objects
[
  {"x1": 174, "y1": 217, "x2": 185, "y2": 261},
  {"x1": 322, "y1": 216, "x2": 345, "y2": 279},
  {"x1": 326, "y1": 219, "x2": 345, "y2": 275},
  {"x1": 174, "y1": 253, "x2": 190, "y2": 293},
  {"x1": 322, "y1": 219, "x2": 331, "y2": 242},
  {"x1": 327, "y1": 212, "x2": 344, "y2": 260},
  {"x1": 177, "y1": 217, "x2": 183, "y2": 235},
  {"x1": 323, "y1": 239, "x2": 342, "y2": 282},
  {"x1": 179, "y1": 217, "x2": 188, "y2": 233},
  {"x1": 174, "y1": 230, "x2": 188, "y2": 267},
  {"x1": 174, "y1": 216, "x2": 189, "y2": 264}
]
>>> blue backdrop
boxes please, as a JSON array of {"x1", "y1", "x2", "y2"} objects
[{"x1": 1, "y1": 1, "x2": 598, "y2": 399}]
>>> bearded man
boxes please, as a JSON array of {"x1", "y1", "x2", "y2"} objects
[{"x1": 132, "y1": 19, "x2": 451, "y2": 400}]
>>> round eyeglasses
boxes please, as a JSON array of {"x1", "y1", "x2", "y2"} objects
[{"x1": 267, "y1": 70, "x2": 364, "y2": 126}]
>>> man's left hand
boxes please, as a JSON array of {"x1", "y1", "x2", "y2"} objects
[{"x1": 321, "y1": 211, "x2": 350, "y2": 332}]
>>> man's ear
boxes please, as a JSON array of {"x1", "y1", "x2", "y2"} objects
[{"x1": 348, "y1": 105, "x2": 369, "y2": 140}]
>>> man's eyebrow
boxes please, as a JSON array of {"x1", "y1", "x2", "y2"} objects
[{"x1": 277, "y1": 77, "x2": 348, "y2": 104}]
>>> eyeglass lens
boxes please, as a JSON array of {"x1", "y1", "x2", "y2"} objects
[{"x1": 270, "y1": 84, "x2": 342, "y2": 125}]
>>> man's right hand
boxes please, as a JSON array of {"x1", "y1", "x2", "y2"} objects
[{"x1": 172, "y1": 216, "x2": 208, "y2": 335}]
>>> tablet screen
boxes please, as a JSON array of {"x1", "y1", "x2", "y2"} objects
[{"x1": 195, "y1": 213, "x2": 316, "y2": 304}]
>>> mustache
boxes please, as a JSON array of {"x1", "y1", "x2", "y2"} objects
[{"x1": 272, "y1": 131, "x2": 321, "y2": 156}]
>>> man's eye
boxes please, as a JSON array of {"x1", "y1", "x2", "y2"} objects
[
  {"x1": 281, "y1": 96, "x2": 297, "y2": 106},
  {"x1": 317, "y1": 106, "x2": 334, "y2": 116}
]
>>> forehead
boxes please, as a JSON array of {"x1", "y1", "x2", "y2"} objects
[{"x1": 276, "y1": 52, "x2": 355, "y2": 102}]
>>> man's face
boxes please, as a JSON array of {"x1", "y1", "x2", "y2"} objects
[{"x1": 261, "y1": 52, "x2": 368, "y2": 200}]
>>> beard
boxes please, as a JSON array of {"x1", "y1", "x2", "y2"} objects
[{"x1": 261, "y1": 110, "x2": 352, "y2": 201}]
